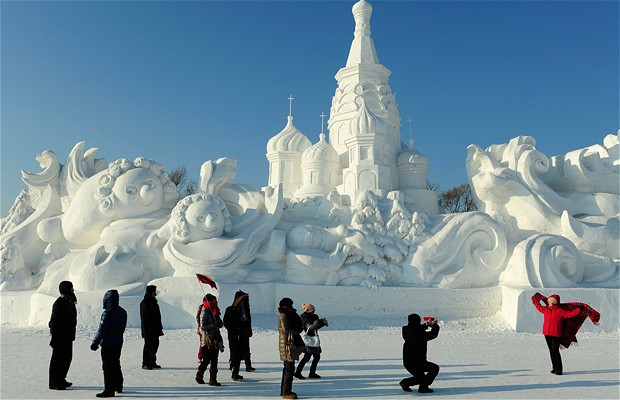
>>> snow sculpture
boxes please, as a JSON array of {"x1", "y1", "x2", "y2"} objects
[
  {"x1": 407, "y1": 212, "x2": 508, "y2": 288},
  {"x1": 160, "y1": 158, "x2": 284, "y2": 282},
  {"x1": 1, "y1": 1, "x2": 617, "y2": 303},
  {"x1": 467, "y1": 134, "x2": 619, "y2": 288}
]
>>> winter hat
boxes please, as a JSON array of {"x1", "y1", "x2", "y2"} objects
[
  {"x1": 548, "y1": 294, "x2": 560, "y2": 305},
  {"x1": 408, "y1": 313, "x2": 421, "y2": 325},
  {"x1": 59, "y1": 281, "x2": 73, "y2": 295},
  {"x1": 205, "y1": 293, "x2": 217, "y2": 302},
  {"x1": 146, "y1": 285, "x2": 157, "y2": 296},
  {"x1": 235, "y1": 290, "x2": 248, "y2": 300},
  {"x1": 279, "y1": 297, "x2": 294, "y2": 308},
  {"x1": 302, "y1": 303, "x2": 315, "y2": 313}
]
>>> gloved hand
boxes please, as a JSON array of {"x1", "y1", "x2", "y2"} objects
[
  {"x1": 319, "y1": 318, "x2": 329, "y2": 327},
  {"x1": 90, "y1": 343, "x2": 99, "y2": 351}
]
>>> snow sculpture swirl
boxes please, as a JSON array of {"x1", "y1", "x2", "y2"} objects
[
  {"x1": 467, "y1": 135, "x2": 619, "y2": 287},
  {"x1": 500, "y1": 234, "x2": 584, "y2": 287},
  {"x1": 407, "y1": 212, "x2": 508, "y2": 288}
]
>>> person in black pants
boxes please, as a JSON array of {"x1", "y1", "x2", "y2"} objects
[
  {"x1": 48, "y1": 281, "x2": 77, "y2": 390},
  {"x1": 224, "y1": 290, "x2": 255, "y2": 381},
  {"x1": 91, "y1": 289, "x2": 127, "y2": 398},
  {"x1": 140, "y1": 285, "x2": 163, "y2": 369},
  {"x1": 278, "y1": 297, "x2": 304, "y2": 399},
  {"x1": 400, "y1": 313, "x2": 440, "y2": 394},
  {"x1": 195, "y1": 294, "x2": 225, "y2": 387}
]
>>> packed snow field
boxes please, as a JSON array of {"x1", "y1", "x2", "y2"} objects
[{"x1": 1, "y1": 315, "x2": 618, "y2": 400}]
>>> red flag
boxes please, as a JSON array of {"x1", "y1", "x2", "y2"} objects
[{"x1": 196, "y1": 273, "x2": 217, "y2": 290}]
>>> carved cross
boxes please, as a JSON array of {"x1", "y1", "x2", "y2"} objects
[{"x1": 288, "y1": 95, "x2": 294, "y2": 117}]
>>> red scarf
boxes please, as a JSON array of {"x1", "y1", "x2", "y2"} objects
[
  {"x1": 203, "y1": 300, "x2": 221, "y2": 317},
  {"x1": 559, "y1": 302, "x2": 600, "y2": 349}
]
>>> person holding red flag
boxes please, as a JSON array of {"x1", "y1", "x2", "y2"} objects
[{"x1": 195, "y1": 293, "x2": 224, "y2": 386}]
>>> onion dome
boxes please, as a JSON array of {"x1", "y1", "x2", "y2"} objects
[
  {"x1": 398, "y1": 139, "x2": 429, "y2": 169},
  {"x1": 350, "y1": 101, "x2": 382, "y2": 135},
  {"x1": 266, "y1": 116, "x2": 311, "y2": 153},
  {"x1": 302, "y1": 133, "x2": 340, "y2": 164}
]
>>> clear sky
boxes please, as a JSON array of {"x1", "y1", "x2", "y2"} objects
[{"x1": 2, "y1": 0, "x2": 618, "y2": 216}]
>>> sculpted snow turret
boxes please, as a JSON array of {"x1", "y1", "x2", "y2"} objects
[{"x1": 328, "y1": 0, "x2": 402, "y2": 201}]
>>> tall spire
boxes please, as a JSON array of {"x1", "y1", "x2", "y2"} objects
[{"x1": 346, "y1": 0, "x2": 379, "y2": 67}]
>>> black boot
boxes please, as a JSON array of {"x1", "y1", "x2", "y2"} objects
[
  {"x1": 245, "y1": 355, "x2": 256, "y2": 372},
  {"x1": 195, "y1": 370, "x2": 206, "y2": 384},
  {"x1": 231, "y1": 365, "x2": 243, "y2": 381},
  {"x1": 96, "y1": 390, "x2": 115, "y2": 398},
  {"x1": 208, "y1": 370, "x2": 221, "y2": 386}
]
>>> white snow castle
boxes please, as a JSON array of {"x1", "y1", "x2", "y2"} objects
[
  {"x1": 267, "y1": 0, "x2": 437, "y2": 214},
  {"x1": 1, "y1": 0, "x2": 618, "y2": 332}
]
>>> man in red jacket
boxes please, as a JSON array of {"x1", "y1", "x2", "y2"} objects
[{"x1": 532, "y1": 292, "x2": 581, "y2": 375}]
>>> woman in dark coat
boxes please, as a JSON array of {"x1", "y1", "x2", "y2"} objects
[
  {"x1": 48, "y1": 281, "x2": 77, "y2": 390},
  {"x1": 140, "y1": 285, "x2": 163, "y2": 369},
  {"x1": 294, "y1": 303, "x2": 328, "y2": 379},
  {"x1": 400, "y1": 313, "x2": 440, "y2": 394},
  {"x1": 224, "y1": 290, "x2": 254, "y2": 381},
  {"x1": 278, "y1": 297, "x2": 304, "y2": 400},
  {"x1": 195, "y1": 294, "x2": 224, "y2": 387}
]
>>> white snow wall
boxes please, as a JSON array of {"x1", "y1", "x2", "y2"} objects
[{"x1": 1, "y1": 281, "x2": 617, "y2": 333}]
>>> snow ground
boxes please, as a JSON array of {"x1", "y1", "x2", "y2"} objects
[{"x1": 1, "y1": 315, "x2": 618, "y2": 400}]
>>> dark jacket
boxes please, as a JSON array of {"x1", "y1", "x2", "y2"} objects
[
  {"x1": 402, "y1": 321, "x2": 440, "y2": 365},
  {"x1": 49, "y1": 295, "x2": 77, "y2": 347},
  {"x1": 198, "y1": 302, "x2": 223, "y2": 348},
  {"x1": 223, "y1": 292, "x2": 252, "y2": 340},
  {"x1": 92, "y1": 290, "x2": 127, "y2": 348},
  {"x1": 278, "y1": 306, "x2": 304, "y2": 362},
  {"x1": 140, "y1": 295, "x2": 163, "y2": 338},
  {"x1": 224, "y1": 292, "x2": 252, "y2": 359}
]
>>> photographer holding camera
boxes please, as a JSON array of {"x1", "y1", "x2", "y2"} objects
[{"x1": 399, "y1": 313, "x2": 440, "y2": 393}]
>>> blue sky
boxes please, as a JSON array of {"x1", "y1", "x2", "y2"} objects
[{"x1": 2, "y1": 0, "x2": 618, "y2": 216}]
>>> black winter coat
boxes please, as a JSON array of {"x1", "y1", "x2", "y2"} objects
[
  {"x1": 140, "y1": 296, "x2": 163, "y2": 338},
  {"x1": 92, "y1": 290, "x2": 127, "y2": 348},
  {"x1": 402, "y1": 322, "x2": 439, "y2": 365},
  {"x1": 49, "y1": 295, "x2": 77, "y2": 347}
]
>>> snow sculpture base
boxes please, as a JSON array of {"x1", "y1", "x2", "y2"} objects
[
  {"x1": 501, "y1": 286, "x2": 619, "y2": 333},
  {"x1": 2, "y1": 283, "x2": 617, "y2": 332}
]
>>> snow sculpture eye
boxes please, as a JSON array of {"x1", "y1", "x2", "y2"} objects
[{"x1": 126, "y1": 185, "x2": 138, "y2": 195}]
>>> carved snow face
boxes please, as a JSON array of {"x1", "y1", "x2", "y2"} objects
[
  {"x1": 287, "y1": 225, "x2": 324, "y2": 249},
  {"x1": 111, "y1": 168, "x2": 164, "y2": 217},
  {"x1": 184, "y1": 197, "x2": 226, "y2": 242}
]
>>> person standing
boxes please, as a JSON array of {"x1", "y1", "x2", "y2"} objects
[
  {"x1": 278, "y1": 297, "x2": 304, "y2": 400},
  {"x1": 294, "y1": 303, "x2": 328, "y2": 379},
  {"x1": 224, "y1": 290, "x2": 254, "y2": 381},
  {"x1": 531, "y1": 292, "x2": 582, "y2": 375},
  {"x1": 140, "y1": 285, "x2": 163, "y2": 370},
  {"x1": 48, "y1": 280, "x2": 77, "y2": 390},
  {"x1": 195, "y1": 293, "x2": 224, "y2": 386},
  {"x1": 91, "y1": 289, "x2": 128, "y2": 398},
  {"x1": 400, "y1": 313, "x2": 440, "y2": 394}
]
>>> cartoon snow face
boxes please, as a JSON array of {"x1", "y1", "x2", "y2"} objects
[
  {"x1": 172, "y1": 194, "x2": 232, "y2": 244},
  {"x1": 109, "y1": 167, "x2": 165, "y2": 217},
  {"x1": 286, "y1": 225, "x2": 324, "y2": 249}
]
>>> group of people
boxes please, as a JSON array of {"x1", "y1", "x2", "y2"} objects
[
  {"x1": 276, "y1": 297, "x2": 329, "y2": 399},
  {"x1": 48, "y1": 282, "x2": 157, "y2": 397},
  {"x1": 48, "y1": 282, "x2": 598, "y2": 399}
]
